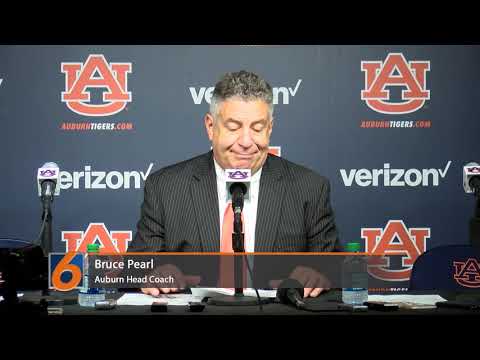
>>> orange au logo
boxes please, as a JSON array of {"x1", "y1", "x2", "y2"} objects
[
  {"x1": 453, "y1": 258, "x2": 480, "y2": 288},
  {"x1": 61, "y1": 54, "x2": 132, "y2": 116},
  {"x1": 362, "y1": 220, "x2": 430, "y2": 281},
  {"x1": 268, "y1": 146, "x2": 281, "y2": 157},
  {"x1": 361, "y1": 53, "x2": 430, "y2": 114},
  {"x1": 62, "y1": 223, "x2": 132, "y2": 253}
]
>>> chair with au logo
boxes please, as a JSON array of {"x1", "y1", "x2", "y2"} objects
[{"x1": 409, "y1": 245, "x2": 480, "y2": 296}]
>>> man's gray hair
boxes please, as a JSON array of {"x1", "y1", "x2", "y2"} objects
[{"x1": 209, "y1": 70, "x2": 274, "y2": 120}]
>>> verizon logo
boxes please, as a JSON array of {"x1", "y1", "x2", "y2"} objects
[
  {"x1": 189, "y1": 79, "x2": 302, "y2": 105},
  {"x1": 340, "y1": 161, "x2": 451, "y2": 187},
  {"x1": 59, "y1": 164, "x2": 153, "y2": 190}
]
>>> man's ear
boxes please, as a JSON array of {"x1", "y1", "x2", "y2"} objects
[
  {"x1": 268, "y1": 117, "x2": 274, "y2": 137},
  {"x1": 204, "y1": 113, "x2": 214, "y2": 141}
]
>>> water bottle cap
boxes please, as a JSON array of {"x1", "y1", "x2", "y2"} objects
[
  {"x1": 87, "y1": 244, "x2": 100, "y2": 252},
  {"x1": 345, "y1": 242, "x2": 361, "y2": 252}
]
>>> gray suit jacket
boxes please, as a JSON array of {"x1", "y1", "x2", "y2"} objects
[{"x1": 130, "y1": 151, "x2": 339, "y2": 252}]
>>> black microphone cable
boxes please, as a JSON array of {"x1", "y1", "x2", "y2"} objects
[
  {"x1": 35, "y1": 214, "x2": 48, "y2": 247},
  {"x1": 242, "y1": 253, "x2": 263, "y2": 311},
  {"x1": 34, "y1": 184, "x2": 54, "y2": 247}
]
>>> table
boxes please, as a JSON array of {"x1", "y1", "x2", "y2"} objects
[{"x1": 4, "y1": 289, "x2": 480, "y2": 320}]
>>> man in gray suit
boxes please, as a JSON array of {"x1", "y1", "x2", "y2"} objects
[{"x1": 131, "y1": 70, "x2": 339, "y2": 297}]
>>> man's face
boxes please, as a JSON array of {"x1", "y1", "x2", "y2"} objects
[{"x1": 205, "y1": 98, "x2": 273, "y2": 174}]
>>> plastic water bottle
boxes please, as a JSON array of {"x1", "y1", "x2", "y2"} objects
[
  {"x1": 78, "y1": 244, "x2": 106, "y2": 307},
  {"x1": 342, "y1": 242, "x2": 368, "y2": 305}
]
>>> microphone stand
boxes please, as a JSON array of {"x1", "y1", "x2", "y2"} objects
[
  {"x1": 40, "y1": 200, "x2": 53, "y2": 257},
  {"x1": 39, "y1": 190, "x2": 76, "y2": 304},
  {"x1": 470, "y1": 188, "x2": 480, "y2": 248},
  {"x1": 231, "y1": 211, "x2": 257, "y2": 303},
  {"x1": 208, "y1": 200, "x2": 269, "y2": 306},
  {"x1": 40, "y1": 195, "x2": 53, "y2": 297}
]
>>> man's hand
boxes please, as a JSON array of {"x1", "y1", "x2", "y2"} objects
[
  {"x1": 140, "y1": 264, "x2": 201, "y2": 296},
  {"x1": 141, "y1": 287, "x2": 179, "y2": 295},
  {"x1": 291, "y1": 265, "x2": 331, "y2": 298},
  {"x1": 270, "y1": 265, "x2": 331, "y2": 298}
]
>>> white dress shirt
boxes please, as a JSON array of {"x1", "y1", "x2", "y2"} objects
[{"x1": 214, "y1": 158, "x2": 262, "y2": 253}]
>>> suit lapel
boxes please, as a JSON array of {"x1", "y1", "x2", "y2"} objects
[
  {"x1": 190, "y1": 151, "x2": 220, "y2": 252},
  {"x1": 255, "y1": 155, "x2": 287, "y2": 252}
]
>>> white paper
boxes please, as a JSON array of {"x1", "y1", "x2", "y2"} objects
[
  {"x1": 0, "y1": 293, "x2": 23, "y2": 302},
  {"x1": 116, "y1": 293, "x2": 203, "y2": 306},
  {"x1": 367, "y1": 294, "x2": 447, "y2": 306},
  {"x1": 190, "y1": 287, "x2": 277, "y2": 299},
  {"x1": 117, "y1": 288, "x2": 277, "y2": 306}
]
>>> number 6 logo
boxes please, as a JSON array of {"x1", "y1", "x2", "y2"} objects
[{"x1": 49, "y1": 252, "x2": 84, "y2": 291}]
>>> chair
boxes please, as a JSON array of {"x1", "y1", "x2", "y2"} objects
[
  {"x1": 409, "y1": 244, "x2": 480, "y2": 292},
  {"x1": 0, "y1": 238, "x2": 46, "y2": 303}
]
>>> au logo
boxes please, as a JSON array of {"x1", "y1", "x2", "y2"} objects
[
  {"x1": 268, "y1": 146, "x2": 281, "y2": 157},
  {"x1": 361, "y1": 53, "x2": 430, "y2": 114},
  {"x1": 362, "y1": 220, "x2": 430, "y2": 281},
  {"x1": 49, "y1": 252, "x2": 84, "y2": 291},
  {"x1": 453, "y1": 258, "x2": 480, "y2": 288},
  {"x1": 467, "y1": 167, "x2": 480, "y2": 173},
  {"x1": 227, "y1": 170, "x2": 249, "y2": 180},
  {"x1": 61, "y1": 54, "x2": 132, "y2": 116},
  {"x1": 62, "y1": 223, "x2": 132, "y2": 253},
  {"x1": 40, "y1": 169, "x2": 57, "y2": 177}
]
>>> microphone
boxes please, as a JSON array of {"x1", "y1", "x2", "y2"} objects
[
  {"x1": 37, "y1": 162, "x2": 60, "y2": 205},
  {"x1": 276, "y1": 278, "x2": 306, "y2": 309},
  {"x1": 208, "y1": 168, "x2": 267, "y2": 307},
  {"x1": 230, "y1": 182, "x2": 247, "y2": 214},
  {"x1": 36, "y1": 162, "x2": 60, "y2": 255},
  {"x1": 226, "y1": 169, "x2": 251, "y2": 203},
  {"x1": 463, "y1": 162, "x2": 480, "y2": 195},
  {"x1": 225, "y1": 169, "x2": 250, "y2": 239}
]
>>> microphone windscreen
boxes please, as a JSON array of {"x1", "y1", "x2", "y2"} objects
[
  {"x1": 229, "y1": 182, "x2": 247, "y2": 196},
  {"x1": 37, "y1": 162, "x2": 60, "y2": 196},
  {"x1": 226, "y1": 169, "x2": 251, "y2": 201}
]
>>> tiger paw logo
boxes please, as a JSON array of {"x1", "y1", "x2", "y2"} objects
[
  {"x1": 62, "y1": 223, "x2": 132, "y2": 253},
  {"x1": 362, "y1": 220, "x2": 430, "y2": 281},
  {"x1": 453, "y1": 258, "x2": 480, "y2": 288},
  {"x1": 61, "y1": 54, "x2": 132, "y2": 116},
  {"x1": 361, "y1": 53, "x2": 430, "y2": 114}
]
